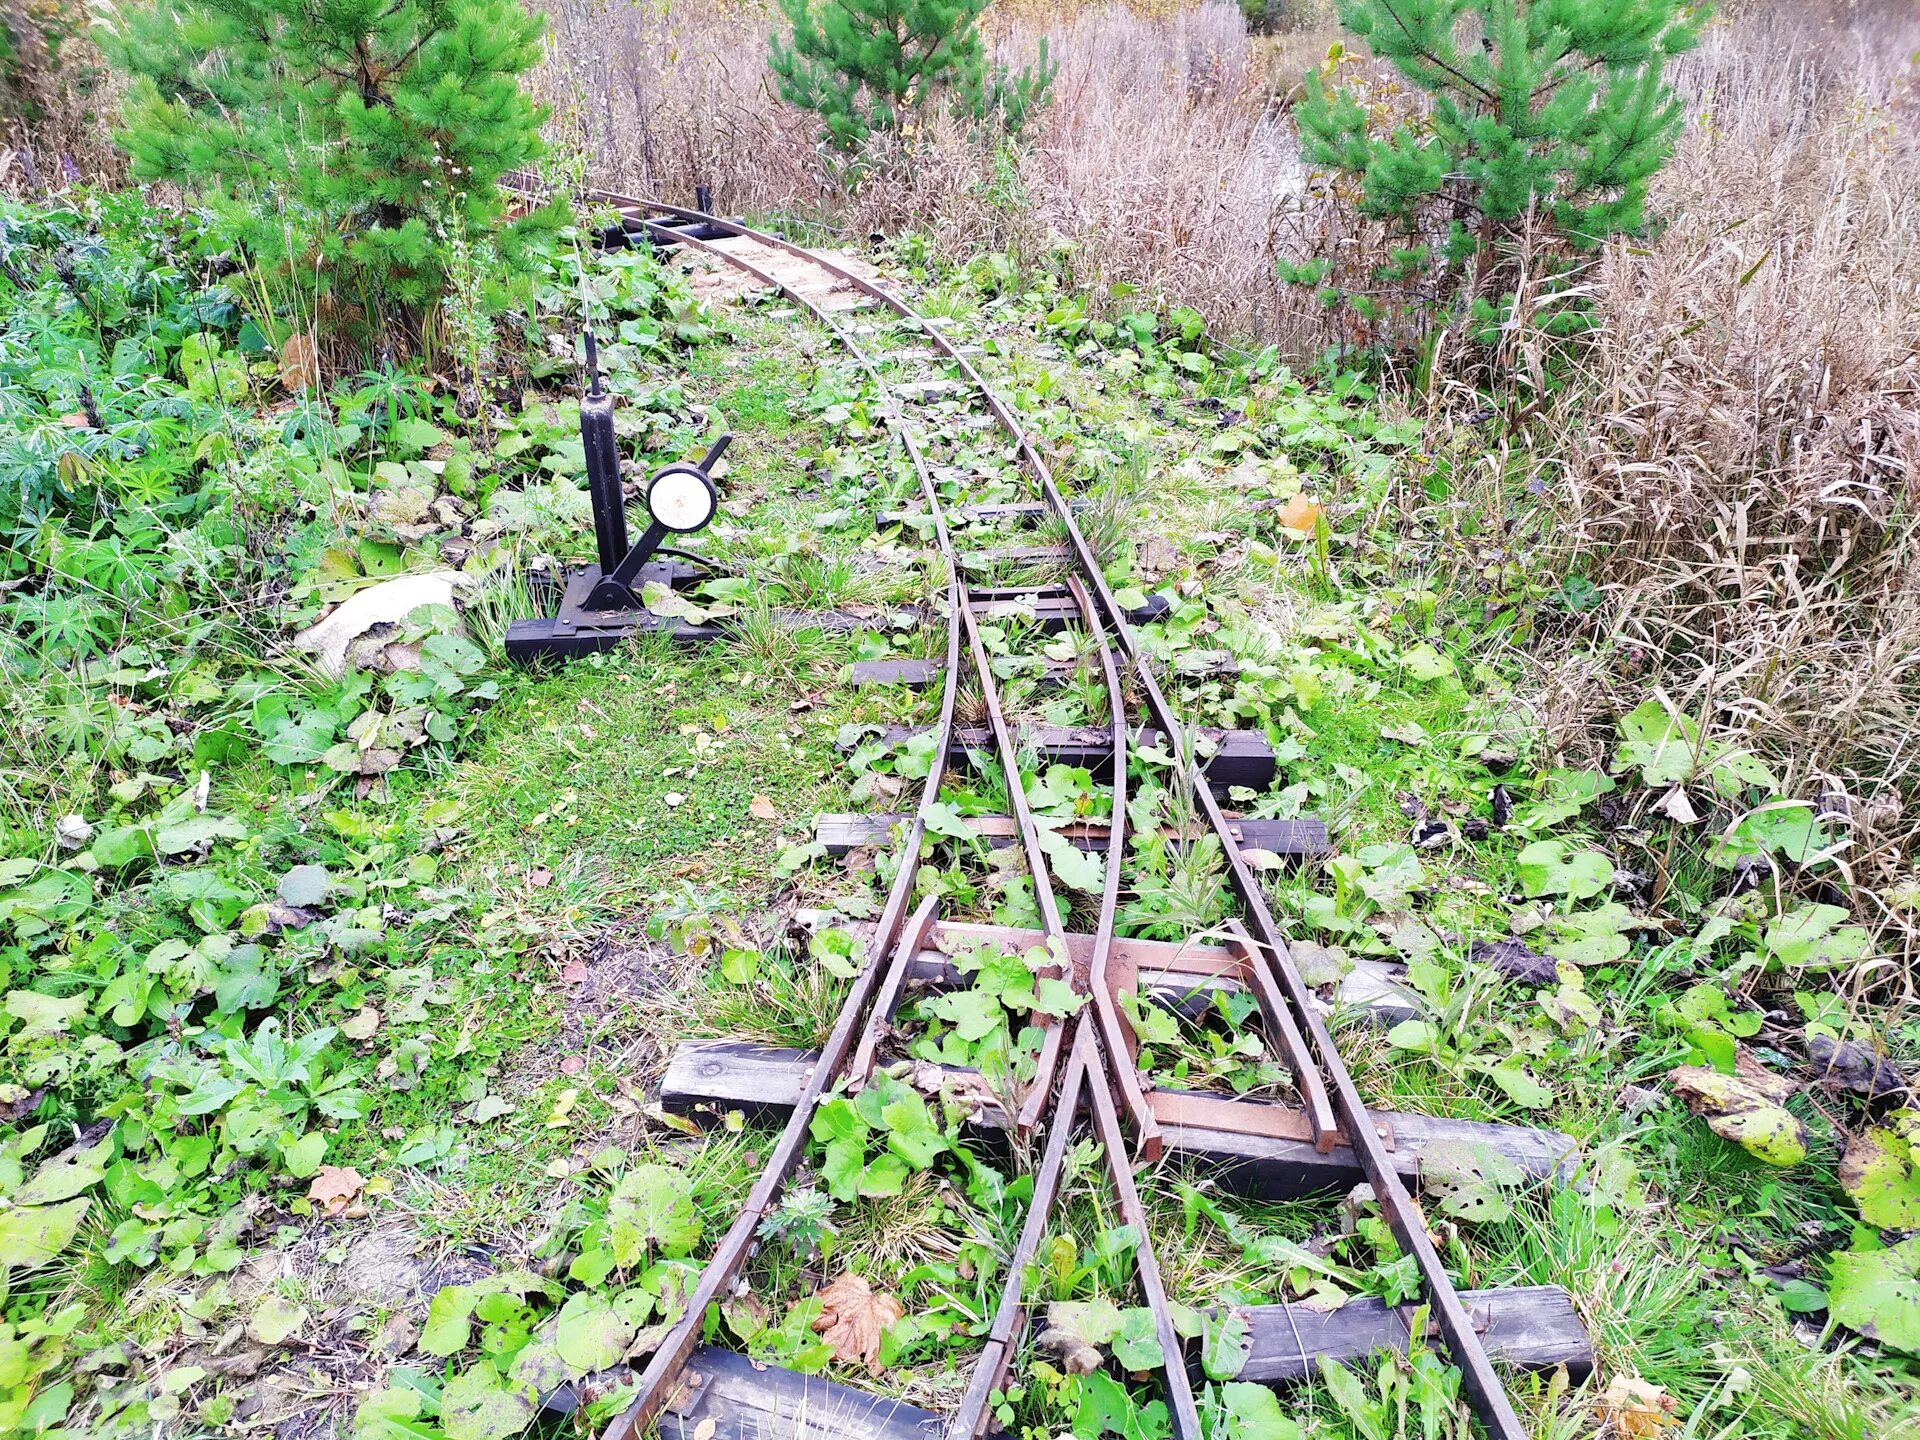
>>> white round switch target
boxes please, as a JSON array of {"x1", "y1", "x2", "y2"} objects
[{"x1": 648, "y1": 469, "x2": 716, "y2": 532}]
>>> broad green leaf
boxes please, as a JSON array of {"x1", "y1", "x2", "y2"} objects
[
  {"x1": 1710, "y1": 804, "x2": 1831, "y2": 868},
  {"x1": 608, "y1": 1163, "x2": 701, "y2": 1265},
  {"x1": 1036, "y1": 825, "x2": 1105, "y2": 893},
  {"x1": 4, "y1": 990, "x2": 88, "y2": 1038},
  {"x1": 858, "y1": 1153, "x2": 909, "y2": 1197},
  {"x1": 554, "y1": 1292, "x2": 633, "y2": 1374},
  {"x1": 1120, "y1": 989, "x2": 1178, "y2": 1046},
  {"x1": 1839, "y1": 1112, "x2": 1920, "y2": 1228},
  {"x1": 1045, "y1": 1297, "x2": 1124, "y2": 1347},
  {"x1": 821, "y1": 1135, "x2": 866, "y2": 1203},
  {"x1": 1029, "y1": 977, "x2": 1084, "y2": 1018},
  {"x1": 1111, "y1": 1307, "x2": 1163, "y2": 1370},
  {"x1": 352, "y1": 1386, "x2": 423, "y2": 1438},
  {"x1": 278, "y1": 864, "x2": 330, "y2": 907},
  {"x1": 248, "y1": 1294, "x2": 308, "y2": 1345},
  {"x1": 1200, "y1": 1307, "x2": 1252, "y2": 1381},
  {"x1": 810, "y1": 1096, "x2": 867, "y2": 1148},
  {"x1": 0, "y1": 1197, "x2": 89, "y2": 1268},
  {"x1": 1515, "y1": 840, "x2": 1614, "y2": 901},
  {"x1": 280, "y1": 1131, "x2": 327, "y2": 1178},
  {"x1": 971, "y1": 946, "x2": 1036, "y2": 1004},
  {"x1": 1384, "y1": 1019, "x2": 1439, "y2": 1055},
  {"x1": 880, "y1": 1091, "x2": 946, "y2": 1170},
  {"x1": 1219, "y1": 1383, "x2": 1303, "y2": 1440},
  {"x1": 89, "y1": 826, "x2": 154, "y2": 868},
  {"x1": 1613, "y1": 699, "x2": 1699, "y2": 785},
  {"x1": 1709, "y1": 748, "x2": 1778, "y2": 796},
  {"x1": 1763, "y1": 905, "x2": 1870, "y2": 971},
  {"x1": 925, "y1": 987, "x2": 1004, "y2": 1043},
  {"x1": 921, "y1": 800, "x2": 977, "y2": 846},
  {"x1": 1356, "y1": 842, "x2": 1424, "y2": 906},
  {"x1": 1399, "y1": 644, "x2": 1454, "y2": 682},
  {"x1": 1829, "y1": 1236, "x2": 1920, "y2": 1355},
  {"x1": 1474, "y1": 1058, "x2": 1552, "y2": 1110},
  {"x1": 14, "y1": 1136, "x2": 111, "y2": 1205},
  {"x1": 1670, "y1": 1064, "x2": 1808, "y2": 1166},
  {"x1": 438, "y1": 1366, "x2": 536, "y2": 1440},
  {"x1": 421, "y1": 1284, "x2": 479, "y2": 1356},
  {"x1": 1542, "y1": 905, "x2": 1633, "y2": 965},
  {"x1": 1420, "y1": 1139, "x2": 1525, "y2": 1222},
  {"x1": 153, "y1": 813, "x2": 249, "y2": 855}
]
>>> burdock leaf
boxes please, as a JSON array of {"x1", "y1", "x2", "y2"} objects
[
  {"x1": 1828, "y1": 1236, "x2": 1920, "y2": 1355},
  {"x1": 1670, "y1": 1063, "x2": 1808, "y2": 1166},
  {"x1": 607, "y1": 1163, "x2": 701, "y2": 1265},
  {"x1": 1839, "y1": 1112, "x2": 1920, "y2": 1228}
]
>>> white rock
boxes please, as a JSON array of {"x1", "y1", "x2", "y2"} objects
[{"x1": 293, "y1": 572, "x2": 469, "y2": 678}]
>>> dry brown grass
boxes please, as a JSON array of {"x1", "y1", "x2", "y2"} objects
[
  {"x1": 0, "y1": 0, "x2": 121, "y2": 192},
  {"x1": 530, "y1": 0, "x2": 1342, "y2": 342},
  {"x1": 1516, "y1": 3, "x2": 1920, "y2": 888}
]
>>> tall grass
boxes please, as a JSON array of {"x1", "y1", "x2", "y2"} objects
[
  {"x1": 529, "y1": 0, "x2": 1339, "y2": 342},
  {"x1": 1523, "y1": 3, "x2": 1920, "y2": 879}
]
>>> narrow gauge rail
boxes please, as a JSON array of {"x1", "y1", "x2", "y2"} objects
[{"x1": 565, "y1": 192, "x2": 1576, "y2": 1440}]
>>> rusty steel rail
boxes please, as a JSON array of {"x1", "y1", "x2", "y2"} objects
[
  {"x1": 572, "y1": 189, "x2": 1537, "y2": 1440},
  {"x1": 590, "y1": 203, "x2": 1187, "y2": 1440}
]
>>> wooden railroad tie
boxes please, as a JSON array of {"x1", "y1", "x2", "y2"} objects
[
  {"x1": 658, "y1": 1038, "x2": 1575, "y2": 1200},
  {"x1": 851, "y1": 650, "x2": 1242, "y2": 689},
  {"x1": 814, "y1": 812, "x2": 1330, "y2": 860},
  {"x1": 648, "y1": 1290, "x2": 1594, "y2": 1439},
  {"x1": 837, "y1": 722, "x2": 1282, "y2": 791}
]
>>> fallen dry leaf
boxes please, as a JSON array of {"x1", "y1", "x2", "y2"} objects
[
  {"x1": 1670, "y1": 1058, "x2": 1809, "y2": 1166},
  {"x1": 1275, "y1": 494, "x2": 1324, "y2": 533},
  {"x1": 749, "y1": 795, "x2": 779, "y2": 822},
  {"x1": 811, "y1": 1271, "x2": 904, "y2": 1373},
  {"x1": 308, "y1": 1165, "x2": 366, "y2": 1217},
  {"x1": 340, "y1": 1005, "x2": 381, "y2": 1041},
  {"x1": 1596, "y1": 1374, "x2": 1677, "y2": 1436}
]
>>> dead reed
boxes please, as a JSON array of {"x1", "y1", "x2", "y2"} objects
[{"x1": 1521, "y1": 3, "x2": 1920, "y2": 886}]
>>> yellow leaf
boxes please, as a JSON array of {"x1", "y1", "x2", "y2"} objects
[
  {"x1": 1276, "y1": 495, "x2": 1323, "y2": 533},
  {"x1": 1596, "y1": 1374, "x2": 1677, "y2": 1436}
]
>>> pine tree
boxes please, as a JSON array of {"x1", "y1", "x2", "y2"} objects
[
  {"x1": 769, "y1": 0, "x2": 1053, "y2": 154},
  {"x1": 109, "y1": 0, "x2": 553, "y2": 341},
  {"x1": 1290, "y1": 0, "x2": 1704, "y2": 330}
]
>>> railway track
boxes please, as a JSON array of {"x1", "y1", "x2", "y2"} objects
[{"x1": 533, "y1": 191, "x2": 1591, "y2": 1440}]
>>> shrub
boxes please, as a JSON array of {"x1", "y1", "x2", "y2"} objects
[
  {"x1": 769, "y1": 0, "x2": 1056, "y2": 156},
  {"x1": 107, "y1": 0, "x2": 557, "y2": 349},
  {"x1": 1286, "y1": 0, "x2": 1704, "y2": 348}
]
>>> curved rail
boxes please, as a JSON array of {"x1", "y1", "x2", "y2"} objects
[
  {"x1": 582, "y1": 191, "x2": 1532, "y2": 1440},
  {"x1": 591, "y1": 204, "x2": 1188, "y2": 1438}
]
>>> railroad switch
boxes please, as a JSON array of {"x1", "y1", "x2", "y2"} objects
[{"x1": 505, "y1": 331, "x2": 731, "y2": 664}]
